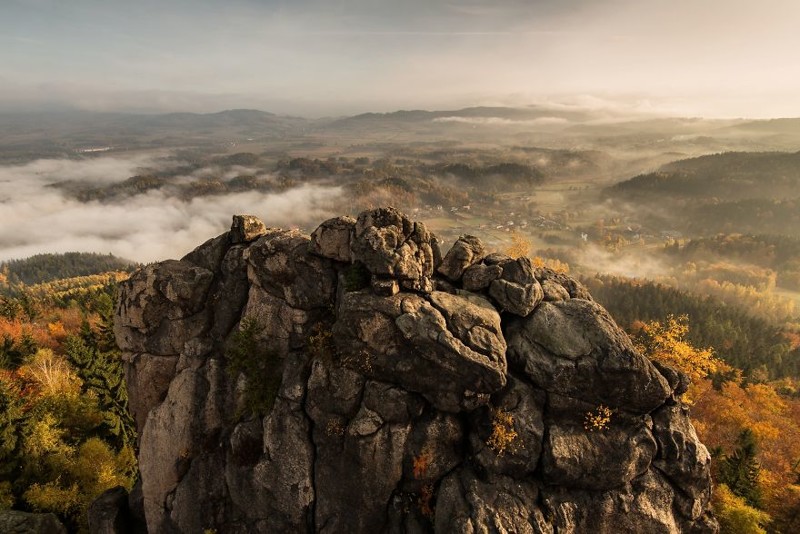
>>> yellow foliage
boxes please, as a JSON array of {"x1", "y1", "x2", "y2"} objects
[
  {"x1": 24, "y1": 413, "x2": 73, "y2": 460},
  {"x1": 634, "y1": 314, "x2": 720, "y2": 403},
  {"x1": 505, "y1": 232, "x2": 531, "y2": 259},
  {"x1": 24, "y1": 481, "x2": 81, "y2": 517},
  {"x1": 19, "y1": 349, "x2": 82, "y2": 399},
  {"x1": 73, "y1": 438, "x2": 133, "y2": 494},
  {"x1": 22, "y1": 435, "x2": 135, "y2": 529},
  {"x1": 713, "y1": 483, "x2": 771, "y2": 534},
  {"x1": 691, "y1": 376, "x2": 800, "y2": 523},
  {"x1": 584, "y1": 405, "x2": 613, "y2": 432},
  {"x1": 531, "y1": 256, "x2": 570, "y2": 274},
  {"x1": 0, "y1": 481, "x2": 13, "y2": 510},
  {"x1": 47, "y1": 321, "x2": 67, "y2": 340},
  {"x1": 487, "y1": 409, "x2": 518, "y2": 456}
]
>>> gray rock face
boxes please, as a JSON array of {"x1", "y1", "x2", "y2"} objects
[
  {"x1": 350, "y1": 207, "x2": 439, "y2": 292},
  {"x1": 231, "y1": 214, "x2": 268, "y2": 243},
  {"x1": 462, "y1": 263, "x2": 502, "y2": 292},
  {"x1": 112, "y1": 209, "x2": 717, "y2": 534},
  {"x1": 506, "y1": 299, "x2": 671, "y2": 414},
  {"x1": 0, "y1": 511, "x2": 67, "y2": 534},
  {"x1": 310, "y1": 215, "x2": 356, "y2": 262},
  {"x1": 488, "y1": 256, "x2": 544, "y2": 316},
  {"x1": 437, "y1": 234, "x2": 486, "y2": 282},
  {"x1": 88, "y1": 486, "x2": 146, "y2": 534},
  {"x1": 332, "y1": 290, "x2": 506, "y2": 412}
]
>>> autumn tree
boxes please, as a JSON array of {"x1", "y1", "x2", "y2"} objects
[
  {"x1": 505, "y1": 232, "x2": 531, "y2": 259},
  {"x1": 714, "y1": 483, "x2": 771, "y2": 534},
  {"x1": 634, "y1": 314, "x2": 722, "y2": 403}
]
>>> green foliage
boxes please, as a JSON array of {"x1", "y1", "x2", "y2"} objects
[
  {"x1": 226, "y1": 318, "x2": 284, "y2": 419},
  {"x1": 0, "y1": 377, "x2": 25, "y2": 496},
  {"x1": 343, "y1": 262, "x2": 371, "y2": 292},
  {"x1": 64, "y1": 333, "x2": 136, "y2": 450},
  {"x1": 0, "y1": 281, "x2": 136, "y2": 530},
  {"x1": 22, "y1": 436, "x2": 135, "y2": 530},
  {"x1": 0, "y1": 297, "x2": 21, "y2": 321},
  {"x1": 0, "y1": 333, "x2": 37, "y2": 370},
  {"x1": 1, "y1": 355, "x2": 135, "y2": 531},
  {"x1": 436, "y1": 161, "x2": 544, "y2": 189},
  {"x1": 719, "y1": 429, "x2": 764, "y2": 508},
  {"x1": 714, "y1": 483, "x2": 771, "y2": 534}
]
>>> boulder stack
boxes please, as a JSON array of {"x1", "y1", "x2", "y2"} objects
[{"x1": 109, "y1": 207, "x2": 717, "y2": 533}]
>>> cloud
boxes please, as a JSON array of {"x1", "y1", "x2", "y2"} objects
[{"x1": 0, "y1": 156, "x2": 343, "y2": 262}]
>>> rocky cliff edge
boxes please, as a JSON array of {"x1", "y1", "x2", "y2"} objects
[{"x1": 108, "y1": 207, "x2": 718, "y2": 533}]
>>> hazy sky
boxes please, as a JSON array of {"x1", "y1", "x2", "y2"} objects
[{"x1": 2, "y1": 0, "x2": 800, "y2": 117}]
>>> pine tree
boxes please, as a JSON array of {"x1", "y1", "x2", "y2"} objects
[
  {"x1": 63, "y1": 333, "x2": 135, "y2": 450},
  {"x1": 0, "y1": 376, "x2": 24, "y2": 486},
  {"x1": 719, "y1": 428, "x2": 763, "y2": 508}
]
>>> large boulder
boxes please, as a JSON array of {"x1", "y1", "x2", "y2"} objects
[
  {"x1": 437, "y1": 234, "x2": 486, "y2": 282},
  {"x1": 116, "y1": 209, "x2": 717, "y2": 534},
  {"x1": 332, "y1": 290, "x2": 507, "y2": 412},
  {"x1": 0, "y1": 512, "x2": 67, "y2": 534},
  {"x1": 488, "y1": 257, "x2": 544, "y2": 316},
  {"x1": 350, "y1": 207, "x2": 440, "y2": 292},
  {"x1": 310, "y1": 215, "x2": 356, "y2": 262},
  {"x1": 506, "y1": 299, "x2": 671, "y2": 413}
]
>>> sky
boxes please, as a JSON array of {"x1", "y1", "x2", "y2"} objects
[{"x1": 2, "y1": 0, "x2": 800, "y2": 117}]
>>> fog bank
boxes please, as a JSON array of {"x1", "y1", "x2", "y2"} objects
[{"x1": 0, "y1": 156, "x2": 343, "y2": 263}]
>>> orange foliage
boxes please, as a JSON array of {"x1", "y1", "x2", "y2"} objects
[
  {"x1": 691, "y1": 378, "x2": 800, "y2": 519},
  {"x1": 0, "y1": 319, "x2": 27, "y2": 341},
  {"x1": 47, "y1": 321, "x2": 67, "y2": 341},
  {"x1": 412, "y1": 450, "x2": 432, "y2": 479}
]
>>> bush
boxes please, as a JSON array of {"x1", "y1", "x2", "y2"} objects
[
  {"x1": 226, "y1": 318, "x2": 284, "y2": 419},
  {"x1": 714, "y1": 483, "x2": 771, "y2": 534}
]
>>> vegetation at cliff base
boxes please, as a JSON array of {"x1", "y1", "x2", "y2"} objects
[
  {"x1": 633, "y1": 314, "x2": 800, "y2": 532},
  {"x1": 0, "y1": 272, "x2": 136, "y2": 531}
]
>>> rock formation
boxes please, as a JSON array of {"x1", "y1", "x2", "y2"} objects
[{"x1": 110, "y1": 208, "x2": 718, "y2": 533}]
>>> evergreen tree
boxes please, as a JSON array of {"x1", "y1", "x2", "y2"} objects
[
  {"x1": 719, "y1": 428, "x2": 764, "y2": 508},
  {"x1": 0, "y1": 333, "x2": 37, "y2": 370},
  {"x1": 63, "y1": 333, "x2": 135, "y2": 450},
  {"x1": 0, "y1": 376, "x2": 24, "y2": 504}
]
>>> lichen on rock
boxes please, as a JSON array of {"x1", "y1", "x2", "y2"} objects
[{"x1": 109, "y1": 208, "x2": 718, "y2": 534}]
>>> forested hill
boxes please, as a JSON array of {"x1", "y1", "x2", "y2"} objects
[
  {"x1": 0, "y1": 252, "x2": 136, "y2": 286},
  {"x1": 609, "y1": 151, "x2": 800, "y2": 201},
  {"x1": 583, "y1": 274, "x2": 798, "y2": 379}
]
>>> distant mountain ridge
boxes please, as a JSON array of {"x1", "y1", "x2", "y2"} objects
[{"x1": 610, "y1": 150, "x2": 800, "y2": 201}]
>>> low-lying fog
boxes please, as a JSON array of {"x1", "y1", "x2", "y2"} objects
[{"x1": 0, "y1": 155, "x2": 342, "y2": 262}]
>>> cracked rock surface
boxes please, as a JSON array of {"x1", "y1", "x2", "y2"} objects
[{"x1": 110, "y1": 208, "x2": 718, "y2": 534}]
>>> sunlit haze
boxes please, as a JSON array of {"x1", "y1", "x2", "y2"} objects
[{"x1": 3, "y1": 0, "x2": 800, "y2": 117}]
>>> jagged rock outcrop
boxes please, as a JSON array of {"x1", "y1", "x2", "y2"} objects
[{"x1": 110, "y1": 207, "x2": 718, "y2": 534}]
